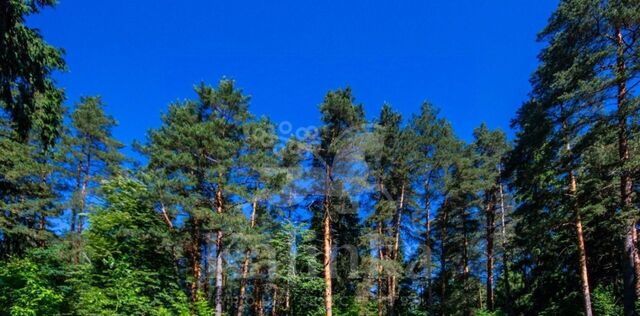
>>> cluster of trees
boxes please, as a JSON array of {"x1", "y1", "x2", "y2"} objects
[{"x1": 1, "y1": 0, "x2": 640, "y2": 315}]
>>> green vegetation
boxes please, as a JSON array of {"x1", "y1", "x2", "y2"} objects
[{"x1": 1, "y1": 0, "x2": 640, "y2": 315}]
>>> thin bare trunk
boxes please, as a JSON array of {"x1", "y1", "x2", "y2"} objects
[
  {"x1": 388, "y1": 183, "x2": 405, "y2": 314},
  {"x1": 71, "y1": 162, "x2": 82, "y2": 234},
  {"x1": 564, "y1": 118, "x2": 593, "y2": 316},
  {"x1": 377, "y1": 219, "x2": 386, "y2": 316},
  {"x1": 485, "y1": 192, "x2": 496, "y2": 311},
  {"x1": 462, "y1": 222, "x2": 470, "y2": 316},
  {"x1": 38, "y1": 213, "x2": 46, "y2": 247},
  {"x1": 285, "y1": 286, "x2": 290, "y2": 316},
  {"x1": 37, "y1": 172, "x2": 48, "y2": 247},
  {"x1": 237, "y1": 197, "x2": 258, "y2": 316},
  {"x1": 189, "y1": 221, "x2": 202, "y2": 301},
  {"x1": 77, "y1": 149, "x2": 91, "y2": 235},
  {"x1": 254, "y1": 276, "x2": 264, "y2": 316},
  {"x1": 203, "y1": 234, "x2": 211, "y2": 299},
  {"x1": 215, "y1": 188, "x2": 224, "y2": 316},
  {"x1": 498, "y1": 176, "x2": 512, "y2": 312},
  {"x1": 160, "y1": 202, "x2": 173, "y2": 229},
  {"x1": 424, "y1": 178, "x2": 432, "y2": 309},
  {"x1": 272, "y1": 285, "x2": 278, "y2": 316},
  {"x1": 323, "y1": 168, "x2": 333, "y2": 316},
  {"x1": 440, "y1": 199, "x2": 449, "y2": 316}
]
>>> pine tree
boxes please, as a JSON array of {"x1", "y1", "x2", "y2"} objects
[
  {"x1": 472, "y1": 124, "x2": 509, "y2": 312},
  {"x1": 531, "y1": 1, "x2": 640, "y2": 313},
  {"x1": 409, "y1": 102, "x2": 457, "y2": 312},
  {"x1": 236, "y1": 117, "x2": 284, "y2": 316},
  {"x1": 61, "y1": 96, "x2": 123, "y2": 239},
  {"x1": 433, "y1": 139, "x2": 483, "y2": 316},
  {"x1": 363, "y1": 103, "x2": 417, "y2": 315},
  {"x1": 140, "y1": 79, "x2": 251, "y2": 315},
  {"x1": 311, "y1": 87, "x2": 365, "y2": 316}
]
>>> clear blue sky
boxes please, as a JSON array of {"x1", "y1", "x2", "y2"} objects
[{"x1": 30, "y1": 0, "x2": 558, "y2": 149}]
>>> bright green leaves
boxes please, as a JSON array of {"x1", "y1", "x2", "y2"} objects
[{"x1": 0, "y1": 256, "x2": 64, "y2": 316}]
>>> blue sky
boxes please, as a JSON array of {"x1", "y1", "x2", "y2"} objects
[{"x1": 30, "y1": 0, "x2": 558, "y2": 149}]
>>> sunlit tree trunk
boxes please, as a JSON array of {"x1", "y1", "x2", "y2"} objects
[
  {"x1": 323, "y1": 167, "x2": 333, "y2": 316},
  {"x1": 563, "y1": 115, "x2": 593, "y2": 316},
  {"x1": 77, "y1": 149, "x2": 91, "y2": 234},
  {"x1": 388, "y1": 183, "x2": 405, "y2": 314},
  {"x1": 189, "y1": 220, "x2": 202, "y2": 301},
  {"x1": 215, "y1": 188, "x2": 224, "y2": 316},
  {"x1": 237, "y1": 197, "x2": 258, "y2": 316}
]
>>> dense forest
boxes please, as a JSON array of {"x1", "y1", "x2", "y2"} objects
[{"x1": 1, "y1": 0, "x2": 640, "y2": 315}]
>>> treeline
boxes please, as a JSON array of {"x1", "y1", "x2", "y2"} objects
[{"x1": 1, "y1": 0, "x2": 640, "y2": 316}]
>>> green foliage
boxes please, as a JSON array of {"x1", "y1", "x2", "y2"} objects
[
  {"x1": 0, "y1": 255, "x2": 64, "y2": 316},
  {"x1": 0, "y1": 0, "x2": 65, "y2": 146},
  {"x1": 68, "y1": 176, "x2": 187, "y2": 315},
  {"x1": 592, "y1": 285, "x2": 623, "y2": 316},
  {"x1": 475, "y1": 309, "x2": 505, "y2": 316},
  {"x1": 2, "y1": 1, "x2": 640, "y2": 314}
]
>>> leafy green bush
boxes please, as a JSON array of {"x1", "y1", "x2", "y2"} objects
[
  {"x1": 592, "y1": 285, "x2": 623, "y2": 316},
  {"x1": 0, "y1": 257, "x2": 64, "y2": 316}
]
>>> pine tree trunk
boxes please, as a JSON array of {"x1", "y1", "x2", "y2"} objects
[
  {"x1": 215, "y1": 188, "x2": 224, "y2": 316},
  {"x1": 377, "y1": 219, "x2": 386, "y2": 316},
  {"x1": 570, "y1": 170, "x2": 593, "y2": 316},
  {"x1": 77, "y1": 150, "x2": 91, "y2": 235},
  {"x1": 498, "y1": 176, "x2": 512, "y2": 313},
  {"x1": 189, "y1": 221, "x2": 202, "y2": 301},
  {"x1": 440, "y1": 199, "x2": 449, "y2": 316},
  {"x1": 424, "y1": 178, "x2": 432, "y2": 309},
  {"x1": 204, "y1": 234, "x2": 212, "y2": 299},
  {"x1": 272, "y1": 285, "x2": 278, "y2": 316},
  {"x1": 485, "y1": 191, "x2": 496, "y2": 311},
  {"x1": 71, "y1": 162, "x2": 82, "y2": 234},
  {"x1": 285, "y1": 285, "x2": 291, "y2": 316},
  {"x1": 37, "y1": 173, "x2": 48, "y2": 247},
  {"x1": 323, "y1": 168, "x2": 333, "y2": 316},
  {"x1": 615, "y1": 26, "x2": 640, "y2": 316},
  {"x1": 254, "y1": 275, "x2": 264, "y2": 316},
  {"x1": 562, "y1": 115, "x2": 593, "y2": 316},
  {"x1": 160, "y1": 202, "x2": 173, "y2": 229},
  {"x1": 323, "y1": 205, "x2": 333, "y2": 316},
  {"x1": 388, "y1": 183, "x2": 405, "y2": 314},
  {"x1": 462, "y1": 221, "x2": 470, "y2": 316},
  {"x1": 237, "y1": 197, "x2": 258, "y2": 316},
  {"x1": 376, "y1": 181, "x2": 386, "y2": 316},
  {"x1": 38, "y1": 213, "x2": 46, "y2": 247}
]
